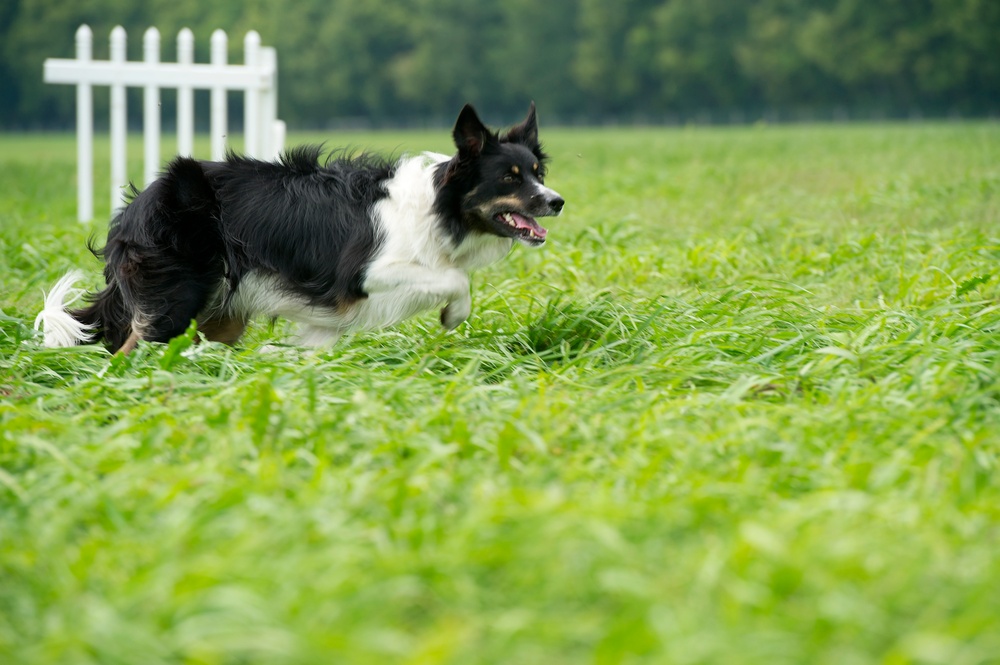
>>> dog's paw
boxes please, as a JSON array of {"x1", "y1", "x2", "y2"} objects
[{"x1": 441, "y1": 295, "x2": 471, "y2": 331}]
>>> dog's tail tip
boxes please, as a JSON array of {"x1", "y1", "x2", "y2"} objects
[{"x1": 34, "y1": 270, "x2": 96, "y2": 348}]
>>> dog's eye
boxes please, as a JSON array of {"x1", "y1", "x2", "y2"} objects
[{"x1": 502, "y1": 173, "x2": 519, "y2": 183}]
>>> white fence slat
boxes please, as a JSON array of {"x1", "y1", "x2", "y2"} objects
[
  {"x1": 44, "y1": 24, "x2": 284, "y2": 222},
  {"x1": 109, "y1": 26, "x2": 127, "y2": 214},
  {"x1": 143, "y1": 27, "x2": 160, "y2": 186},
  {"x1": 243, "y1": 31, "x2": 261, "y2": 158},
  {"x1": 210, "y1": 30, "x2": 228, "y2": 161},
  {"x1": 177, "y1": 28, "x2": 194, "y2": 158},
  {"x1": 261, "y1": 47, "x2": 279, "y2": 160},
  {"x1": 75, "y1": 25, "x2": 93, "y2": 223},
  {"x1": 272, "y1": 120, "x2": 287, "y2": 163}
]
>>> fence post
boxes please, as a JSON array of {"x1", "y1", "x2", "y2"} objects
[
  {"x1": 272, "y1": 119, "x2": 287, "y2": 162},
  {"x1": 143, "y1": 27, "x2": 160, "y2": 186},
  {"x1": 75, "y1": 25, "x2": 93, "y2": 223},
  {"x1": 177, "y1": 28, "x2": 194, "y2": 158},
  {"x1": 261, "y1": 46, "x2": 278, "y2": 159},
  {"x1": 244, "y1": 31, "x2": 261, "y2": 158},
  {"x1": 109, "y1": 26, "x2": 127, "y2": 214},
  {"x1": 210, "y1": 30, "x2": 228, "y2": 161}
]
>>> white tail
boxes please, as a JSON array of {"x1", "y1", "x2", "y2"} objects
[{"x1": 34, "y1": 272, "x2": 95, "y2": 348}]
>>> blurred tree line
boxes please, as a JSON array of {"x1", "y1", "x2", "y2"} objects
[{"x1": 1, "y1": 0, "x2": 997, "y2": 129}]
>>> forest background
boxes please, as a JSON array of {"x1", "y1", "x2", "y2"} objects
[{"x1": 1, "y1": 0, "x2": 998, "y2": 130}]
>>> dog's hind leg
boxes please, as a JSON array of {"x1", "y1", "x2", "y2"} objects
[
  {"x1": 101, "y1": 155, "x2": 225, "y2": 353},
  {"x1": 115, "y1": 330, "x2": 141, "y2": 355},
  {"x1": 113, "y1": 295, "x2": 220, "y2": 355}
]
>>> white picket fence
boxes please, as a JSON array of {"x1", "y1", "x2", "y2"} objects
[{"x1": 44, "y1": 25, "x2": 286, "y2": 222}]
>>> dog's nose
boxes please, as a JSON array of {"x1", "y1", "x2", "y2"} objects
[{"x1": 549, "y1": 196, "x2": 565, "y2": 214}]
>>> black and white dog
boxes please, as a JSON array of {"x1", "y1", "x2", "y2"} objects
[{"x1": 36, "y1": 103, "x2": 564, "y2": 353}]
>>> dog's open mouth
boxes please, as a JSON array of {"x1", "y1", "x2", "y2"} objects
[{"x1": 494, "y1": 212, "x2": 548, "y2": 244}]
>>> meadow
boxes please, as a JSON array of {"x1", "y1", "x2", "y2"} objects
[{"x1": 1, "y1": 122, "x2": 999, "y2": 664}]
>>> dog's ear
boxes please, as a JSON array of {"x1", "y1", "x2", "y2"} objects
[
  {"x1": 504, "y1": 101, "x2": 539, "y2": 148},
  {"x1": 453, "y1": 104, "x2": 493, "y2": 157}
]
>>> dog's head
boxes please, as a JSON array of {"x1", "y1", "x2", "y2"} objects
[{"x1": 436, "y1": 103, "x2": 564, "y2": 247}]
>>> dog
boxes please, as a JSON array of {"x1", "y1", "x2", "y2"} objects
[{"x1": 35, "y1": 103, "x2": 564, "y2": 354}]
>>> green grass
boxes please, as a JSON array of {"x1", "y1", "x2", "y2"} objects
[{"x1": 2, "y1": 122, "x2": 1000, "y2": 665}]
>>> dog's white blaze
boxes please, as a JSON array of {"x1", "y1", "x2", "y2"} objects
[
  {"x1": 224, "y1": 153, "x2": 517, "y2": 348},
  {"x1": 34, "y1": 271, "x2": 95, "y2": 348},
  {"x1": 534, "y1": 182, "x2": 563, "y2": 207}
]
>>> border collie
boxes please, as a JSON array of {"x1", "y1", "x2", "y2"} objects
[{"x1": 36, "y1": 103, "x2": 564, "y2": 354}]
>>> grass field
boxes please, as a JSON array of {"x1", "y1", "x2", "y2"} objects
[{"x1": 2, "y1": 122, "x2": 999, "y2": 665}]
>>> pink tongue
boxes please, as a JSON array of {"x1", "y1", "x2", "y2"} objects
[{"x1": 510, "y1": 212, "x2": 548, "y2": 238}]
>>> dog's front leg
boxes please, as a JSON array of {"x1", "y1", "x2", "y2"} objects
[{"x1": 363, "y1": 263, "x2": 471, "y2": 330}]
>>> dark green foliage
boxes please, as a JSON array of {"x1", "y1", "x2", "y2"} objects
[{"x1": 2, "y1": 0, "x2": 999, "y2": 128}]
